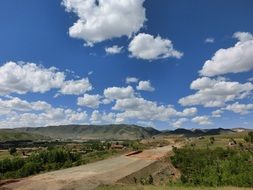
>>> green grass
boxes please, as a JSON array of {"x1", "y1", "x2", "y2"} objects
[
  {"x1": 96, "y1": 184, "x2": 253, "y2": 190},
  {"x1": 0, "y1": 130, "x2": 48, "y2": 141},
  {"x1": 79, "y1": 149, "x2": 126, "y2": 165},
  {"x1": 185, "y1": 133, "x2": 246, "y2": 150},
  {"x1": 0, "y1": 151, "x2": 12, "y2": 159}
]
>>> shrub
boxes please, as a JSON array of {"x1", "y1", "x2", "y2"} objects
[
  {"x1": 0, "y1": 148, "x2": 81, "y2": 180},
  {"x1": 9, "y1": 147, "x2": 17, "y2": 155},
  {"x1": 171, "y1": 147, "x2": 253, "y2": 187}
]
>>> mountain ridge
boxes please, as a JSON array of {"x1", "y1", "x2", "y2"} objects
[
  {"x1": 10, "y1": 124, "x2": 161, "y2": 140},
  {"x1": 0, "y1": 125, "x2": 250, "y2": 141}
]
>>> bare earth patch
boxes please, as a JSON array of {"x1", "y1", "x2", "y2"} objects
[{"x1": 1, "y1": 145, "x2": 178, "y2": 190}]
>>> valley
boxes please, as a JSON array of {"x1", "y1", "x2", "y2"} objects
[{"x1": 0, "y1": 125, "x2": 253, "y2": 190}]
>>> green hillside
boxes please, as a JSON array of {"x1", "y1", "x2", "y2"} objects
[
  {"x1": 7, "y1": 124, "x2": 161, "y2": 140},
  {"x1": 0, "y1": 129, "x2": 49, "y2": 141}
]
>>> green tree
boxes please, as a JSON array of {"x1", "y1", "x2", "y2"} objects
[
  {"x1": 244, "y1": 132, "x2": 253, "y2": 143},
  {"x1": 209, "y1": 137, "x2": 215, "y2": 144},
  {"x1": 248, "y1": 131, "x2": 253, "y2": 142},
  {"x1": 9, "y1": 147, "x2": 17, "y2": 155}
]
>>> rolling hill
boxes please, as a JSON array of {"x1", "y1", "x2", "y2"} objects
[
  {"x1": 1, "y1": 124, "x2": 247, "y2": 141},
  {"x1": 2, "y1": 124, "x2": 161, "y2": 140},
  {"x1": 162, "y1": 127, "x2": 235, "y2": 137},
  {"x1": 0, "y1": 129, "x2": 49, "y2": 141}
]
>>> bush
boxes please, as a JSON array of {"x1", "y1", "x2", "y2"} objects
[
  {"x1": 0, "y1": 148, "x2": 81, "y2": 180},
  {"x1": 19, "y1": 162, "x2": 42, "y2": 177},
  {"x1": 9, "y1": 147, "x2": 17, "y2": 155},
  {"x1": 171, "y1": 147, "x2": 253, "y2": 187},
  {"x1": 140, "y1": 175, "x2": 153, "y2": 185}
]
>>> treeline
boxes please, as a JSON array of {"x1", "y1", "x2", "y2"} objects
[
  {"x1": 0, "y1": 148, "x2": 81, "y2": 179},
  {"x1": 171, "y1": 147, "x2": 253, "y2": 187}
]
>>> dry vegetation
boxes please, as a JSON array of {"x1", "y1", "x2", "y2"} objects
[{"x1": 97, "y1": 184, "x2": 253, "y2": 190}]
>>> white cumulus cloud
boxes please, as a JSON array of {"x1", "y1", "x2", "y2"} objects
[
  {"x1": 212, "y1": 109, "x2": 223, "y2": 118},
  {"x1": 136, "y1": 80, "x2": 155, "y2": 91},
  {"x1": 77, "y1": 94, "x2": 102, "y2": 109},
  {"x1": 171, "y1": 118, "x2": 188, "y2": 128},
  {"x1": 192, "y1": 116, "x2": 212, "y2": 125},
  {"x1": 0, "y1": 61, "x2": 93, "y2": 96},
  {"x1": 62, "y1": 0, "x2": 146, "y2": 45},
  {"x1": 59, "y1": 78, "x2": 92, "y2": 95},
  {"x1": 225, "y1": 102, "x2": 253, "y2": 115},
  {"x1": 200, "y1": 32, "x2": 253, "y2": 76},
  {"x1": 179, "y1": 77, "x2": 253, "y2": 107},
  {"x1": 90, "y1": 110, "x2": 116, "y2": 124},
  {"x1": 104, "y1": 86, "x2": 134, "y2": 100},
  {"x1": 128, "y1": 33, "x2": 183, "y2": 60},
  {"x1": 126, "y1": 77, "x2": 139, "y2": 84},
  {"x1": 105, "y1": 45, "x2": 123, "y2": 54},
  {"x1": 0, "y1": 61, "x2": 65, "y2": 95},
  {"x1": 0, "y1": 97, "x2": 87, "y2": 128}
]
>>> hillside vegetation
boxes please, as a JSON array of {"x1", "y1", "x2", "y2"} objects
[
  {"x1": 0, "y1": 130, "x2": 49, "y2": 141},
  {"x1": 1, "y1": 125, "x2": 250, "y2": 141},
  {"x1": 97, "y1": 185, "x2": 252, "y2": 190},
  {"x1": 2, "y1": 124, "x2": 160, "y2": 140},
  {"x1": 163, "y1": 128, "x2": 237, "y2": 137},
  {"x1": 171, "y1": 147, "x2": 253, "y2": 187}
]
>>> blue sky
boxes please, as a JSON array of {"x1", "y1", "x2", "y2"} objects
[{"x1": 0, "y1": 0, "x2": 252, "y2": 130}]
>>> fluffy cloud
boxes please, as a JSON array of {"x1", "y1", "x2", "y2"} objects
[
  {"x1": 205, "y1": 37, "x2": 215, "y2": 43},
  {"x1": 171, "y1": 118, "x2": 188, "y2": 128},
  {"x1": 102, "y1": 83, "x2": 197, "y2": 123},
  {"x1": 90, "y1": 110, "x2": 117, "y2": 124},
  {"x1": 178, "y1": 107, "x2": 198, "y2": 117},
  {"x1": 104, "y1": 86, "x2": 134, "y2": 100},
  {"x1": 0, "y1": 61, "x2": 93, "y2": 96},
  {"x1": 0, "y1": 61, "x2": 65, "y2": 95},
  {"x1": 225, "y1": 102, "x2": 253, "y2": 115},
  {"x1": 0, "y1": 97, "x2": 87, "y2": 128},
  {"x1": 2, "y1": 109, "x2": 87, "y2": 128},
  {"x1": 126, "y1": 77, "x2": 139, "y2": 84},
  {"x1": 233, "y1": 32, "x2": 253, "y2": 42},
  {"x1": 200, "y1": 32, "x2": 253, "y2": 76},
  {"x1": 112, "y1": 96, "x2": 194, "y2": 122},
  {"x1": 0, "y1": 97, "x2": 51, "y2": 115},
  {"x1": 179, "y1": 77, "x2": 253, "y2": 107},
  {"x1": 114, "y1": 97, "x2": 178, "y2": 121},
  {"x1": 59, "y1": 78, "x2": 92, "y2": 95},
  {"x1": 192, "y1": 116, "x2": 212, "y2": 125},
  {"x1": 105, "y1": 45, "x2": 123, "y2": 54},
  {"x1": 212, "y1": 109, "x2": 223, "y2": 118},
  {"x1": 136, "y1": 80, "x2": 155, "y2": 91},
  {"x1": 62, "y1": 0, "x2": 146, "y2": 45},
  {"x1": 128, "y1": 33, "x2": 183, "y2": 60},
  {"x1": 77, "y1": 94, "x2": 102, "y2": 108}
]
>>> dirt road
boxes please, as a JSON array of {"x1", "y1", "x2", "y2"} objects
[{"x1": 1, "y1": 145, "x2": 176, "y2": 190}]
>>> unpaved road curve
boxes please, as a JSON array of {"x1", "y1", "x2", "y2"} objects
[{"x1": 1, "y1": 145, "x2": 177, "y2": 190}]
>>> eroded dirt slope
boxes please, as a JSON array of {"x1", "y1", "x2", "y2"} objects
[{"x1": 1, "y1": 145, "x2": 178, "y2": 190}]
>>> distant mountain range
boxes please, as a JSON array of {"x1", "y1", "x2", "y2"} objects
[
  {"x1": 0, "y1": 125, "x2": 250, "y2": 141},
  {"x1": 162, "y1": 127, "x2": 249, "y2": 137}
]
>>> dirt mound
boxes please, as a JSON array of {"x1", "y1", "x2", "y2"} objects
[{"x1": 117, "y1": 158, "x2": 180, "y2": 186}]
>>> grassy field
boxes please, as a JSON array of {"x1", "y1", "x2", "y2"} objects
[
  {"x1": 0, "y1": 130, "x2": 48, "y2": 141},
  {"x1": 184, "y1": 132, "x2": 247, "y2": 149},
  {"x1": 97, "y1": 184, "x2": 253, "y2": 190},
  {"x1": 0, "y1": 150, "x2": 12, "y2": 159}
]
